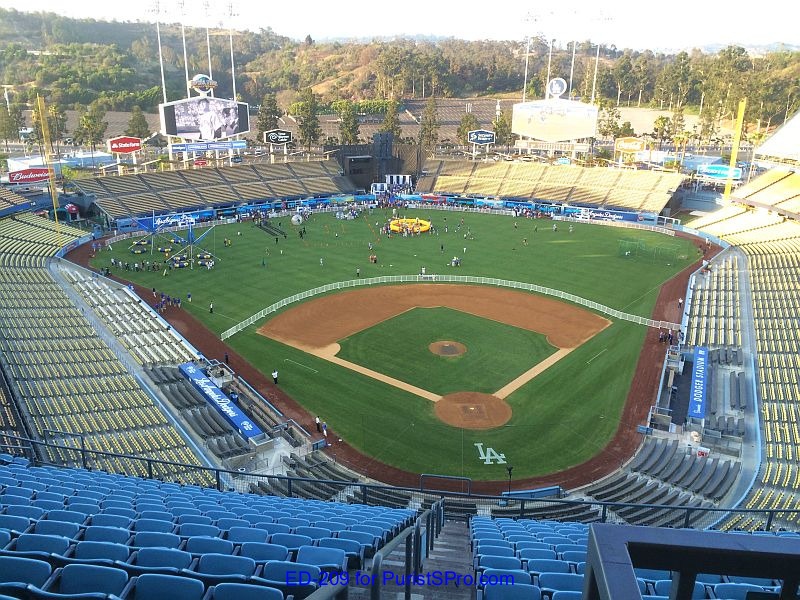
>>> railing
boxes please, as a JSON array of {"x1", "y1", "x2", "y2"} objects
[
  {"x1": 221, "y1": 274, "x2": 681, "y2": 340},
  {"x1": 1, "y1": 435, "x2": 797, "y2": 533}
]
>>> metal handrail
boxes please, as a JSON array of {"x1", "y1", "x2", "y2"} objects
[{"x1": 0, "y1": 435, "x2": 793, "y2": 530}]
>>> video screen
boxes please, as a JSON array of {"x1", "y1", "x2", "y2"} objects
[{"x1": 160, "y1": 97, "x2": 250, "y2": 141}]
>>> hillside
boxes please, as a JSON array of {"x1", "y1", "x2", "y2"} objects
[{"x1": 0, "y1": 7, "x2": 797, "y2": 141}]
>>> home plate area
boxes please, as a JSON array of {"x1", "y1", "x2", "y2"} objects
[{"x1": 434, "y1": 391, "x2": 512, "y2": 430}]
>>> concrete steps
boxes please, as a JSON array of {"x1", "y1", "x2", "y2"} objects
[{"x1": 347, "y1": 520, "x2": 473, "y2": 600}]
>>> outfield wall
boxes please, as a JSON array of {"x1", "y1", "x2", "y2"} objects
[{"x1": 221, "y1": 274, "x2": 682, "y2": 340}]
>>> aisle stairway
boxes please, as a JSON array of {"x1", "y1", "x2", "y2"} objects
[{"x1": 348, "y1": 520, "x2": 472, "y2": 600}]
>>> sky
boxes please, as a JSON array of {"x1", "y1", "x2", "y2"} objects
[{"x1": 0, "y1": 0, "x2": 797, "y2": 51}]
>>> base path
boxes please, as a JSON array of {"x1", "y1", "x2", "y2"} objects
[{"x1": 258, "y1": 284, "x2": 609, "y2": 410}]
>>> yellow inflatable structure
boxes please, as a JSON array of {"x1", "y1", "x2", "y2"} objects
[{"x1": 389, "y1": 217, "x2": 431, "y2": 234}]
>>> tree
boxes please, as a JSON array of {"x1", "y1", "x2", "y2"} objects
[
  {"x1": 0, "y1": 105, "x2": 16, "y2": 151},
  {"x1": 379, "y1": 99, "x2": 402, "y2": 138},
  {"x1": 492, "y1": 109, "x2": 514, "y2": 148},
  {"x1": 652, "y1": 115, "x2": 672, "y2": 149},
  {"x1": 419, "y1": 97, "x2": 439, "y2": 151},
  {"x1": 257, "y1": 93, "x2": 281, "y2": 139},
  {"x1": 597, "y1": 101, "x2": 622, "y2": 139},
  {"x1": 295, "y1": 88, "x2": 321, "y2": 150},
  {"x1": 456, "y1": 112, "x2": 479, "y2": 145},
  {"x1": 338, "y1": 100, "x2": 360, "y2": 145},
  {"x1": 124, "y1": 105, "x2": 150, "y2": 139},
  {"x1": 74, "y1": 102, "x2": 108, "y2": 164}
]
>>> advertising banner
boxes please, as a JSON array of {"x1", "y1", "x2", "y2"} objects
[
  {"x1": 9, "y1": 168, "x2": 49, "y2": 184},
  {"x1": 108, "y1": 136, "x2": 142, "y2": 154},
  {"x1": 179, "y1": 362, "x2": 263, "y2": 439},
  {"x1": 690, "y1": 347, "x2": 709, "y2": 419}
]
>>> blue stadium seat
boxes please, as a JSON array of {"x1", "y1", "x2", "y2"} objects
[
  {"x1": 116, "y1": 547, "x2": 195, "y2": 577},
  {"x1": 483, "y1": 582, "x2": 542, "y2": 600},
  {"x1": 0, "y1": 532, "x2": 9, "y2": 549},
  {"x1": 127, "y1": 573, "x2": 205, "y2": 600},
  {"x1": 635, "y1": 568, "x2": 672, "y2": 583},
  {"x1": 478, "y1": 568, "x2": 532, "y2": 592},
  {"x1": 296, "y1": 545, "x2": 348, "y2": 573},
  {"x1": 181, "y1": 553, "x2": 258, "y2": 586},
  {"x1": 725, "y1": 575, "x2": 777, "y2": 587},
  {"x1": 44, "y1": 510, "x2": 86, "y2": 525},
  {"x1": 29, "y1": 563, "x2": 128, "y2": 597},
  {"x1": 210, "y1": 582, "x2": 284, "y2": 600},
  {"x1": 518, "y1": 548, "x2": 558, "y2": 563},
  {"x1": 67, "y1": 502, "x2": 101, "y2": 516},
  {"x1": 171, "y1": 508, "x2": 203, "y2": 519},
  {"x1": 550, "y1": 592, "x2": 582, "y2": 600},
  {"x1": 82, "y1": 525, "x2": 131, "y2": 545},
  {"x1": 216, "y1": 518, "x2": 249, "y2": 532},
  {"x1": 255, "y1": 522, "x2": 291, "y2": 536},
  {"x1": 312, "y1": 521, "x2": 349, "y2": 535},
  {"x1": 256, "y1": 560, "x2": 320, "y2": 599},
  {"x1": 104, "y1": 507, "x2": 138, "y2": 519},
  {"x1": 132, "y1": 518, "x2": 175, "y2": 534},
  {"x1": 514, "y1": 539, "x2": 553, "y2": 550},
  {"x1": 2, "y1": 487, "x2": 34, "y2": 499},
  {"x1": 56, "y1": 541, "x2": 130, "y2": 567},
  {"x1": 276, "y1": 516, "x2": 310, "y2": 530},
  {"x1": 177, "y1": 515, "x2": 212, "y2": 526},
  {"x1": 294, "y1": 526, "x2": 333, "y2": 541},
  {"x1": 538, "y1": 573, "x2": 584, "y2": 598},
  {"x1": 318, "y1": 537, "x2": 363, "y2": 569},
  {"x1": 560, "y1": 550, "x2": 587, "y2": 566},
  {"x1": 178, "y1": 523, "x2": 220, "y2": 538},
  {"x1": 5, "y1": 505, "x2": 45, "y2": 520},
  {"x1": 477, "y1": 546, "x2": 517, "y2": 559},
  {"x1": 527, "y1": 559, "x2": 571, "y2": 578},
  {"x1": 713, "y1": 582, "x2": 769, "y2": 599},
  {"x1": 185, "y1": 536, "x2": 234, "y2": 556},
  {"x1": 0, "y1": 495, "x2": 30, "y2": 507},
  {"x1": 351, "y1": 524, "x2": 386, "y2": 545},
  {"x1": 133, "y1": 532, "x2": 181, "y2": 549},
  {"x1": 3, "y1": 533, "x2": 71, "y2": 561},
  {"x1": 269, "y1": 533, "x2": 313, "y2": 556},
  {"x1": 235, "y1": 542, "x2": 286, "y2": 564},
  {"x1": 478, "y1": 555, "x2": 523, "y2": 573},
  {"x1": 226, "y1": 527, "x2": 269, "y2": 544},
  {"x1": 0, "y1": 513, "x2": 32, "y2": 535},
  {"x1": 654, "y1": 579, "x2": 706, "y2": 599},
  {"x1": 35, "y1": 492, "x2": 66, "y2": 504},
  {"x1": 32, "y1": 520, "x2": 80, "y2": 539},
  {"x1": 138, "y1": 511, "x2": 174, "y2": 523},
  {"x1": 0, "y1": 555, "x2": 52, "y2": 595},
  {"x1": 89, "y1": 514, "x2": 133, "y2": 529},
  {"x1": 338, "y1": 530, "x2": 379, "y2": 557}
]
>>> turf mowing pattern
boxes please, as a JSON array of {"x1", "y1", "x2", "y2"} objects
[
  {"x1": 94, "y1": 208, "x2": 699, "y2": 480},
  {"x1": 337, "y1": 307, "x2": 558, "y2": 396}
]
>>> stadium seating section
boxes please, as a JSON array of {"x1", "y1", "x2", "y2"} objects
[
  {"x1": 688, "y1": 169, "x2": 800, "y2": 531},
  {"x1": 0, "y1": 459, "x2": 414, "y2": 597},
  {"x1": 0, "y1": 188, "x2": 31, "y2": 213},
  {"x1": 0, "y1": 214, "x2": 210, "y2": 484},
  {"x1": 75, "y1": 161, "x2": 354, "y2": 220},
  {"x1": 416, "y1": 160, "x2": 685, "y2": 213}
]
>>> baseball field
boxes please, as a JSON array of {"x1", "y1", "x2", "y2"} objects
[{"x1": 91, "y1": 207, "x2": 699, "y2": 482}]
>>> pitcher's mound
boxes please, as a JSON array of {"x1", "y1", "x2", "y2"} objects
[
  {"x1": 435, "y1": 392, "x2": 512, "y2": 430},
  {"x1": 429, "y1": 340, "x2": 467, "y2": 356}
]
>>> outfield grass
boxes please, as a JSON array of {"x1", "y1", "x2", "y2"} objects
[
  {"x1": 93, "y1": 209, "x2": 697, "y2": 480},
  {"x1": 337, "y1": 307, "x2": 557, "y2": 396}
]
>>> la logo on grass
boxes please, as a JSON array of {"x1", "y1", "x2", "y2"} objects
[{"x1": 474, "y1": 442, "x2": 507, "y2": 464}]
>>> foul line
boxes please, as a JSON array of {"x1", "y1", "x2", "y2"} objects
[
  {"x1": 308, "y1": 344, "x2": 441, "y2": 402},
  {"x1": 586, "y1": 348, "x2": 608, "y2": 364},
  {"x1": 284, "y1": 358, "x2": 318, "y2": 373},
  {"x1": 493, "y1": 348, "x2": 574, "y2": 399}
]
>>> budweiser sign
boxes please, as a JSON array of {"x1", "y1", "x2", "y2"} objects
[
  {"x1": 614, "y1": 137, "x2": 646, "y2": 153},
  {"x1": 9, "y1": 168, "x2": 49, "y2": 184},
  {"x1": 108, "y1": 136, "x2": 142, "y2": 154}
]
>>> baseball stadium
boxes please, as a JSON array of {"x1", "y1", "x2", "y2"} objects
[{"x1": 2, "y1": 24, "x2": 800, "y2": 600}]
